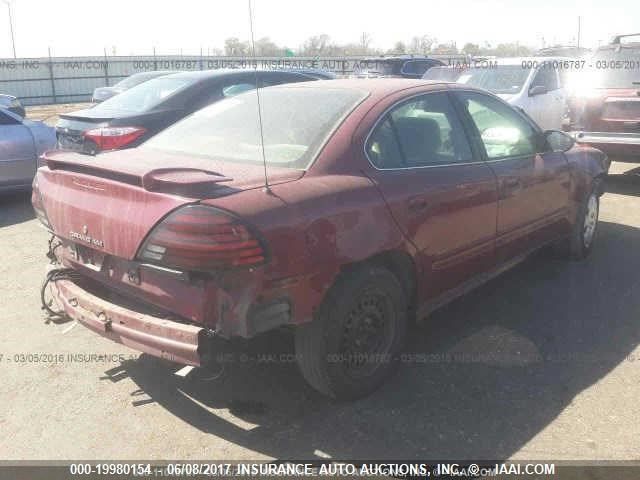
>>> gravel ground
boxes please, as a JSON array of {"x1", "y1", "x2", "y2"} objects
[
  {"x1": 25, "y1": 103, "x2": 92, "y2": 126},
  {"x1": 0, "y1": 166, "x2": 638, "y2": 462}
]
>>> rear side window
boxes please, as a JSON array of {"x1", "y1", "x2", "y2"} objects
[{"x1": 366, "y1": 92, "x2": 473, "y2": 169}]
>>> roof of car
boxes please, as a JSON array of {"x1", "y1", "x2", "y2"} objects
[{"x1": 269, "y1": 78, "x2": 450, "y2": 96}]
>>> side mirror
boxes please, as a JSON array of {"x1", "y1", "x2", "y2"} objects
[
  {"x1": 544, "y1": 130, "x2": 575, "y2": 153},
  {"x1": 529, "y1": 85, "x2": 548, "y2": 97}
]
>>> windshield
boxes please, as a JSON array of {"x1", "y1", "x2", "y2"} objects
[
  {"x1": 143, "y1": 87, "x2": 367, "y2": 169},
  {"x1": 457, "y1": 65, "x2": 531, "y2": 94},
  {"x1": 570, "y1": 49, "x2": 640, "y2": 89},
  {"x1": 92, "y1": 77, "x2": 192, "y2": 113}
]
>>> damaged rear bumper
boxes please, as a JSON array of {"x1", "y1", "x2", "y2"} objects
[{"x1": 51, "y1": 279, "x2": 205, "y2": 366}]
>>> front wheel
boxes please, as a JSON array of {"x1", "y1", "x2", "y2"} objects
[
  {"x1": 295, "y1": 265, "x2": 407, "y2": 400},
  {"x1": 557, "y1": 180, "x2": 601, "y2": 260}
]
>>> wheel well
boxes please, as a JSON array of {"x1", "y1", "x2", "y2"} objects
[
  {"x1": 340, "y1": 250, "x2": 417, "y2": 309},
  {"x1": 594, "y1": 173, "x2": 607, "y2": 196}
]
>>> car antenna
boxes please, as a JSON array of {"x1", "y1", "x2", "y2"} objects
[{"x1": 248, "y1": 0, "x2": 273, "y2": 195}]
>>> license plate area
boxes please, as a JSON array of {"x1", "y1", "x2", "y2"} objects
[
  {"x1": 71, "y1": 243, "x2": 105, "y2": 271},
  {"x1": 57, "y1": 134, "x2": 84, "y2": 151}
]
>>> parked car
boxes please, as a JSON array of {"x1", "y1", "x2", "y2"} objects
[
  {"x1": 457, "y1": 57, "x2": 570, "y2": 130},
  {"x1": 34, "y1": 79, "x2": 608, "y2": 399},
  {"x1": 356, "y1": 55, "x2": 446, "y2": 78},
  {"x1": 563, "y1": 33, "x2": 640, "y2": 160},
  {"x1": 284, "y1": 68, "x2": 337, "y2": 80},
  {"x1": 422, "y1": 65, "x2": 466, "y2": 82},
  {"x1": 0, "y1": 94, "x2": 26, "y2": 118},
  {"x1": 57, "y1": 69, "x2": 323, "y2": 155},
  {"x1": 537, "y1": 45, "x2": 590, "y2": 58},
  {"x1": 91, "y1": 71, "x2": 176, "y2": 103},
  {"x1": 0, "y1": 108, "x2": 56, "y2": 193}
]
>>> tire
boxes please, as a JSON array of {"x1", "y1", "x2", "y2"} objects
[
  {"x1": 295, "y1": 265, "x2": 407, "y2": 400},
  {"x1": 556, "y1": 179, "x2": 601, "y2": 260}
]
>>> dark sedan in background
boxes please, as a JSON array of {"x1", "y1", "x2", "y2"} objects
[
  {"x1": 91, "y1": 71, "x2": 176, "y2": 103},
  {"x1": 380, "y1": 56, "x2": 445, "y2": 78},
  {"x1": 57, "y1": 69, "x2": 325, "y2": 154}
]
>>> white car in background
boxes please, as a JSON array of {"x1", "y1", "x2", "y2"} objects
[{"x1": 457, "y1": 57, "x2": 570, "y2": 130}]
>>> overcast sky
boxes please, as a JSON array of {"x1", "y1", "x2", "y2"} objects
[{"x1": 1, "y1": 0, "x2": 637, "y2": 58}]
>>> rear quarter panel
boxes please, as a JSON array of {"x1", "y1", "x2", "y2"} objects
[{"x1": 203, "y1": 173, "x2": 415, "y2": 326}]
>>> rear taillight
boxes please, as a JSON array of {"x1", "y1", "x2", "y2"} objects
[
  {"x1": 138, "y1": 205, "x2": 267, "y2": 271},
  {"x1": 31, "y1": 176, "x2": 52, "y2": 230},
  {"x1": 83, "y1": 126, "x2": 147, "y2": 151}
]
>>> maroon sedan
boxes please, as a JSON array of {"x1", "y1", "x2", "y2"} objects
[{"x1": 33, "y1": 79, "x2": 608, "y2": 399}]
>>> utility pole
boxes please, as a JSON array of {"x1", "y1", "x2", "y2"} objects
[
  {"x1": 3, "y1": 0, "x2": 16, "y2": 58},
  {"x1": 577, "y1": 16, "x2": 581, "y2": 48}
]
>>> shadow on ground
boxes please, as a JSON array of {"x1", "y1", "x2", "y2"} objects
[
  {"x1": 605, "y1": 171, "x2": 640, "y2": 197},
  {"x1": 109, "y1": 219, "x2": 640, "y2": 461},
  {"x1": 0, "y1": 191, "x2": 35, "y2": 228}
]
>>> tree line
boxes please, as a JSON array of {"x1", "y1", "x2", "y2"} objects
[{"x1": 220, "y1": 34, "x2": 534, "y2": 57}]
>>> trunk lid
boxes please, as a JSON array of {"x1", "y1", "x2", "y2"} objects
[{"x1": 38, "y1": 148, "x2": 303, "y2": 260}]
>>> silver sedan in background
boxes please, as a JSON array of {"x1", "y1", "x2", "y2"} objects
[
  {"x1": 91, "y1": 71, "x2": 176, "y2": 102},
  {"x1": 0, "y1": 108, "x2": 56, "y2": 193}
]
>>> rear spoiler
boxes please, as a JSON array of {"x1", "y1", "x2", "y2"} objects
[{"x1": 44, "y1": 152, "x2": 233, "y2": 196}]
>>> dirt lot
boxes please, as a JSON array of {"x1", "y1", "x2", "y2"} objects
[
  {"x1": 0, "y1": 167, "x2": 639, "y2": 461},
  {"x1": 25, "y1": 103, "x2": 92, "y2": 126}
]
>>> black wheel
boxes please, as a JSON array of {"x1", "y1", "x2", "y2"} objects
[
  {"x1": 295, "y1": 265, "x2": 407, "y2": 400},
  {"x1": 556, "y1": 180, "x2": 601, "y2": 260}
]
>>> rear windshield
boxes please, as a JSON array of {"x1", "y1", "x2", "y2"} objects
[
  {"x1": 458, "y1": 65, "x2": 531, "y2": 94},
  {"x1": 143, "y1": 87, "x2": 367, "y2": 170},
  {"x1": 92, "y1": 77, "x2": 193, "y2": 113}
]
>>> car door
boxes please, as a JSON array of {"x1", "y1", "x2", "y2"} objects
[
  {"x1": 528, "y1": 65, "x2": 564, "y2": 130},
  {"x1": 363, "y1": 91, "x2": 499, "y2": 300},
  {"x1": 0, "y1": 109, "x2": 36, "y2": 188},
  {"x1": 452, "y1": 90, "x2": 571, "y2": 262}
]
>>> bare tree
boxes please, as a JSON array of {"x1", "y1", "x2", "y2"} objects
[
  {"x1": 432, "y1": 42, "x2": 458, "y2": 54},
  {"x1": 224, "y1": 37, "x2": 249, "y2": 56},
  {"x1": 462, "y1": 42, "x2": 480, "y2": 55},
  {"x1": 390, "y1": 41, "x2": 407, "y2": 54},
  {"x1": 408, "y1": 35, "x2": 436, "y2": 54},
  {"x1": 300, "y1": 34, "x2": 333, "y2": 55},
  {"x1": 254, "y1": 37, "x2": 281, "y2": 56},
  {"x1": 359, "y1": 32, "x2": 372, "y2": 52}
]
